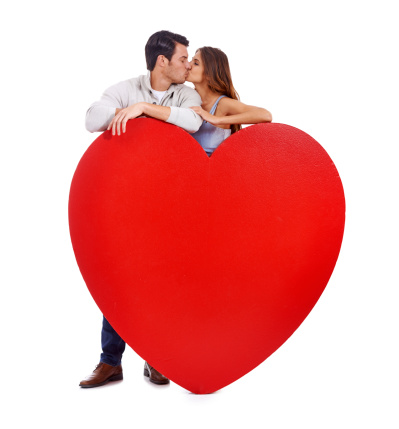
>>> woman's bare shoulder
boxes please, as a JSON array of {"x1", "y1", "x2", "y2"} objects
[{"x1": 217, "y1": 97, "x2": 248, "y2": 115}]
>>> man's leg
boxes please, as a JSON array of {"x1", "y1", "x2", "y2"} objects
[
  {"x1": 79, "y1": 317, "x2": 125, "y2": 388},
  {"x1": 101, "y1": 317, "x2": 169, "y2": 385},
  {"x1": 100, "y1": 316, "x2": 126, "y2": 366}
]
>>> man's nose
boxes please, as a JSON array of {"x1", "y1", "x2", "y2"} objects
[{"x1": 186, "y1": 61, "x2": 192, "y2": 70}]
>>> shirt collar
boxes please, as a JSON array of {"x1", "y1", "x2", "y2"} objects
[{"x1": 144, "y1": 71, "x2": 178, "y2": 95}]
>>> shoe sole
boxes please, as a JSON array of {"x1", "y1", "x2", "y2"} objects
[
  {"x1": 79, "y1": 373, "x2": 123, "y2": 388},
  {"x1": 143, "y1": 367, "x2": 170, "y2": 385}
]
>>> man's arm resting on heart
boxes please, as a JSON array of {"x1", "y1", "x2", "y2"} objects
[
  {"x1": 110, "y1": 103, "x2": 202, "y2": 135},
  {"x1": 166, "y1": 106, "x2": 202, "y2": 134},
  {"x1": 167, "y1": 86, "x2": 203, "y2": 133},
  {"x1": 87, "y1": 100, "x2": 202, "y2": 135},
  {"x1": 108, "y1": 103, "x2": 171, "y2": 136},
  {"x1": 86, "y1": 79, "x2": 202, "y2": 134},
  {"x1": 86, "y1": 81, "x2": 130, "y2": 133}
]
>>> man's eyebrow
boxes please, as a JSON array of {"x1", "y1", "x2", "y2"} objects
[{"x1": 179, "y1": 55, "x2": 188, "y2": 59}]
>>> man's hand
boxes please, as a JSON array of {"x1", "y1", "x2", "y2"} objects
[
  {"x1": 108, "y1": 103, "x2": 146, "y2": 136},
  {"x1": 189, "y1": 106, "x2": 221, "y2": 126}
]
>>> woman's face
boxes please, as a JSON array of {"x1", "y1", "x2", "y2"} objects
[{"x1": 187, "y1": 51, "x2": 205, "y2": 84}]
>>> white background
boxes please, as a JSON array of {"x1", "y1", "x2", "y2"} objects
[{"x1": 1, "y1": 0, "x2": 398, "y2": 427}]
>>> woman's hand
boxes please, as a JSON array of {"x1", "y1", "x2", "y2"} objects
[
  {"x1": 190, "y1": 106, "x2": 221, "y2": 126},
  {"x1": 108, "y1": 102, "x2": 146, "y2": 136}
]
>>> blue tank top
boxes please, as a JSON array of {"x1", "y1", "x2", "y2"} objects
[{"x1": 192, "y1": 95, "x2": 232, "y2": 156}]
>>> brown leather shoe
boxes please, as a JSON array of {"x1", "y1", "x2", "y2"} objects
[
  {"x1": 144, "y1": 361, "x2": 169, "y2": 385},
  {"x1": 79, "y1": 362, "x2": 123, "y2": 388}
]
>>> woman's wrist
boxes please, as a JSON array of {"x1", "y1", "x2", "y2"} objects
[{"x1": 213, "y1": 115, "x2": 223, "y2": 125}]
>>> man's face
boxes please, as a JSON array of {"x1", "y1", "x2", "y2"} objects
[{"x1": 164, "y1": 43, "x2": 191, "y2": 84}]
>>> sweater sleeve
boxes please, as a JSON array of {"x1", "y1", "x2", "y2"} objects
[
  {"x1": 85, "y1": 82, "x2": 128, "y2": 133},
  {"x1": 166, "y1": 87, "x2": 203, "y2": 133}
]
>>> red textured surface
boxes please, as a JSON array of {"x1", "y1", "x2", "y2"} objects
[{"x1": 69, "y1": 118, "x2": 345, "y2": 394}]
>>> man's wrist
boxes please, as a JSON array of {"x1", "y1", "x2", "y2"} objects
[{"x1": 140, "y1": 102, "x2": 149, "y2": 116}]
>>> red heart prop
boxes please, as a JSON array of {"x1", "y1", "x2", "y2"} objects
[{"x1": 69, "y1": 119, "x2": 345, "y2": 394}]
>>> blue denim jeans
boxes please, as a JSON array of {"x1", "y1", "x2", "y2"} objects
[{"x1": 100, "y1": 316, "x2": 126, "y2": 366}]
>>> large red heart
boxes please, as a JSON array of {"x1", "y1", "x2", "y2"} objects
[{"x1": 69, "y1": 119, "x2": 345, "y2": 394}]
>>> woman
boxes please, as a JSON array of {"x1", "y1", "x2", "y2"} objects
[{"x1": 187, "y1": 46, "x2": 272, "y2": 156}]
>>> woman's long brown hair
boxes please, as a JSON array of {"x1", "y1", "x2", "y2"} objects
[{"x1": 198, "y1": 47, "x2": 242, "y2": 134}]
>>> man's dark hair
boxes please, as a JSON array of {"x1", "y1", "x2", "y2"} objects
[{"x1": 145, "y1": 30, "x2": 189, "y2": 71}]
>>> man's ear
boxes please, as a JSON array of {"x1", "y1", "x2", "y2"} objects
[{"x1": 156, "y1": 55, "x2": 169, "y2": 68}]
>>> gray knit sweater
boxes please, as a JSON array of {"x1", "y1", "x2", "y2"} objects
[{"x1": 86, "y1": 73, "x2": 202, "y2": 134}]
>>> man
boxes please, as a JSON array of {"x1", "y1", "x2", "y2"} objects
[{"x1": 80, "y1": 30, "x2": 202, "y2": 389}]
